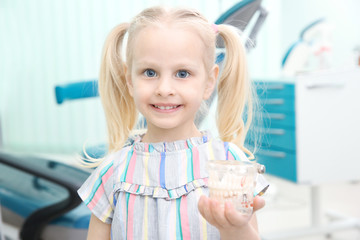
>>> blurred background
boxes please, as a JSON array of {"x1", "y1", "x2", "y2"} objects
[
  {"x1": 1, "y1": 0, "x2": 359, "y2": 155},
  {"x1": 1, "y1": 0, "x2": 360, "y2": 239}
]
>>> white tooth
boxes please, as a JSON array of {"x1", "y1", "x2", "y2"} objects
[{"x1": 155, "y1": 105, "x2": 176, "y2": 110}]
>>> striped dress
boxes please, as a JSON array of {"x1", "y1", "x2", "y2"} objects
[{"x1": 78, "y1": 132, "x2": 250, "y2": 240}]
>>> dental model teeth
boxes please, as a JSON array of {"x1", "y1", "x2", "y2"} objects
[
  {"x1": 209, "y1": 175, "x2": 254, "y2": 215},
  {"x1": 207, "y1": 160, "x2": 257, "y2": 215}
]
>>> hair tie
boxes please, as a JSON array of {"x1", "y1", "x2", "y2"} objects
[{"x1": 212, "y1": 23, "x2": 219, "y2": 34}]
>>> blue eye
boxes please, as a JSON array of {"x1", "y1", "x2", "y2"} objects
[
  {"x1": 176, "y1": 70, "x2": 190, "y2": 78},
  {"x1": 144, "y1": 69, "x2": 157, "y2": 77}
]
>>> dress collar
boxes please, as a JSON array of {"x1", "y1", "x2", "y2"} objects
[{"x1": 132, "y1": 131, "x2": 211, "y2": 152}]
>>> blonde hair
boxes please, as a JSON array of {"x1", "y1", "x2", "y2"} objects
[
  {"x1": 87, "y1": 6, "x2": 255, "y2": 166},
  {"x1": 216, "y1": 24, "x2": 255, "y2": 158}
]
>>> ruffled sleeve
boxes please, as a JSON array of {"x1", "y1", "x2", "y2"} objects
[{"x1": 77, "y1": 151, "x2": 121, "y2": 223}]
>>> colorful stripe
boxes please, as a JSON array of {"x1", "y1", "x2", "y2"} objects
[
  {"x1": 125, "y1": 149, "x2": 137, "y2": 182},
  {"x1": 143, "y1": 152, "x2": 150, "y2": 239},
  {"x1": 127, "y1": 193, "x2": 136, "y2": 240},
  {"x1": 153, "y1": 187, "x2": 159, "y2": 196},
  {"x1": 84, "y1": 162, "x2": 113, "y2": 206},
  {"x1": 196, "y1": 188, "x2": 207, "y2": 240},
  {"x1": 102, "y1": 192, "x2": 114, "y2": 223},
  {"x1": 192, "y1": 147, "x2": 200, "y2": 180},
  {"x1": 120, "y1": 149, "x2": 134, "y2": 182},
  {"x1": 125, "y1": 193, "x2": 130, "y2": 238},
  {"x1": 160, "y1": 152, "x2": 166, "y2": 188},
  {"x1": 149, "y1": 144, "x2": 154, "y2": 152},
  {"x1": 176, "y1": 198, "x2": 183, "y2": 239},
  {"x1": 186, "y1": 140, "x2": 194, "y2": 182},
  {"x1": 143, "y1": 196, "x2": 149, "y2": 240},
  {"x1": 180, "y1": 196, "x2": 191, "y2": 239},
  {"x1": 186, "y1": 139, "x2": 193, "y2": 148},
  {"x1": 228, "y1": 147, "x2": 239, "y2": 160},
  {"x1": 186, "y1": 148, "x2": 194, "y2": 182},
  {"x1": 224, "y1": 142, "x2": 230, "y2": 160},
  {"x1": 101, "y1": 204, "x2": 114, "y2": 222},
  {"x1": 135, "y1": 184, "x2": 141, "y2": 193},
  {"x1": 117, "y1": 151, "x2": 129, "y2": 183},
  {"x1": 113, "y1": 193, "x2": 117, "y2": 207}
]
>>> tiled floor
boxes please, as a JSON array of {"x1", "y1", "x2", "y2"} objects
[{"x1": 258, "y1": 175, "x2": 360, "y2": 240}]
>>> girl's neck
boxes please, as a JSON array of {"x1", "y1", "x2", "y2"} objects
[{"x1": 141, "y1": 125, "x2": 202, "y2": 143}]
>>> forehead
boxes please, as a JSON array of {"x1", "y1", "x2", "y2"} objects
[{"x1": 130, "y1": 25, "x2": 206, "y2": 66}]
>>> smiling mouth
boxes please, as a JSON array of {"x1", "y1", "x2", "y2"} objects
[{"x1": 152, "y1": 105, "x2": 180, "y2": 110}]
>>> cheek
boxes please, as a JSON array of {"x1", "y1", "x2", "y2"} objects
[
  {"x1": 186, "y1": 88, "x2": 205, "y2": 105},
  {"x1": 132, "y1": 85, "x2": 150, "y2": 104}
]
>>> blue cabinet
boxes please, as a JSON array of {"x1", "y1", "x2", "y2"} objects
[
  {"x1": 249, "y1": 81, "x2": 297, "y2": 182},
  {"x1": 248, "y1": 69, "x2": 360, "y2": 184}
]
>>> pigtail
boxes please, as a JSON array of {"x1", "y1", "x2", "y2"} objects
[
  {"x1": 99, "y1": 23, "x2": 138, "y2": 154},
  {"x1": 216, "y1": 24, "x2": 254, "y2": 159}
]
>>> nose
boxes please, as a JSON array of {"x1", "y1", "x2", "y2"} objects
[{"x1": 155, "y1": 77, "x2": 175, "y2": 96}]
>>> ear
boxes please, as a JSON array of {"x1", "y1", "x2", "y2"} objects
[
  {"x1": 203, "y1": 64, "x2": 219, "y2": 100},
  {"x1": 124, "y1": 64, "x2": 134, "y2": 97}
]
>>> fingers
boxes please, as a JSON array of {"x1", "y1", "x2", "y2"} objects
[
  {"x1": 253, "y1": 196, "x2": 265, "y2": 212},
  {"x1": 198, "y1": 196, "x2": 243, "y2": 229},
  {"x1": 198, "y1": 195, "x2": 266, "y2": 229},
  {"x1": 198, "y1": 196, "x2": 218, "y2": 227},
  {"x1": 197, "y1": 196, "x2": 207, "y2": 218},
  {"x1": 209, "y1": 199, "x2": 231, "y2": 228},
  {"x1": 223, "y1": 201, "x2": 250, "y2": 227},
  {"x1": 198, "y1": 196, "x2": 230, "y2": 228},
  {"x1": 223, "y1": 196, "x2": 265, "y2": 227}
]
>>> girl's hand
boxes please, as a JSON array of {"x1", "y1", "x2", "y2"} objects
[{"x1": 198, "y1": 195, "x2": 265, "y2": 240}]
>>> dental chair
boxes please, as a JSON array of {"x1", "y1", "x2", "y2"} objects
[
  {"x1": 0, "y1": 1, "x2": 267, "y2": 239},
  {"x1": 281, "y1": 18, "x2": 332, "y2": 76},
  {"x1": 0, "y1": 152, "x2": 90, "y2": 240}
]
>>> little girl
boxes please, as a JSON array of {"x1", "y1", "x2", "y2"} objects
[{"x1": 78, "y1": 6, "x2": 265, "y2": 240}]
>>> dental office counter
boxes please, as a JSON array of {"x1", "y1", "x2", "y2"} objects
[{"x1": 252, "y1": 67, "x2": 360, "y2": 239}]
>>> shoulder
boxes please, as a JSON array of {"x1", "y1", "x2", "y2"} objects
[
  {"x1": 78, "y1": 145, "x2": 133, "y2": 199},
  {"x1": 209, "y1": 138, "x2": 250, "y2": 162},
  {"x1": 89, "y1": 145, "x2": 133, "y2": 178},
  {"x1": 227, "y1": 142, "x2": 250, "y2": 161}
]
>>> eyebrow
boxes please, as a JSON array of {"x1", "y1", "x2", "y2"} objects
[{"x1": 133, "y1": 59, "x2": 200, "y2": 69}]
